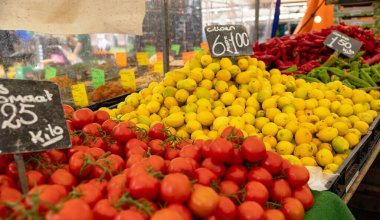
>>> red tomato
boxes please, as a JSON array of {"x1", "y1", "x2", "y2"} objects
[
  {"x1": 245, "y1": 181, "x2": 269, "y2": 206},
  {"x1": 70, "y1": 134, "x2": 84, "y2": 145},
  {"x1": 149, "y1": 139, "x2": 167, "y2": 156},
  {"x1": 82, "y1": 123, "x2": 103, "y2": 137},
  {"x1": 270, "y1": 179, "x2": 292, "y2": 202},
  {"x1": 112, "y1": 122, "x2": 137, "y2": 143},
  {"x1": 86, "y1": 147, "x2": 106, "y2": 160},
  {"x1": 201, "y1": 158, "x2": 225, "y2": 178},
  {"x1": 90, "y1": 138, "x2": 108, "y2": 150},
  {"x1": 237, "y1": 201, "x2": 265, "y2": 220},
  {"x1": 46, "y1": 150, "x2": 67, "y2": 163},
  {"x1": 66, "y1": 120, "x2": 74, "y2": 131},
  {"x1": 0, "y1": 187, "x2": 22, "y2": 216},
  {"x1": 219, "y1": 180, "x2": 240, "y2": 197},
  {"x1": 68, "y1": 145, "x2": 90, "y2": 158},
  {"x1": 126, "y1": 145, "x2": 147, "y2": 158},
  {"x1": 102, "y1": 119, "x2": 118, "y2": 135},
  {"x1": 76, "y1": 183, "x2": 103, "y2": 207},
  {"x1": 221, "y1": 126, "x2": 244, "y2": 144},
  {"x1": 69, "y1": 151, "x2": 94, "y2": 178},
  {"x1": 164, "y1": 148, "x2": 180, "y2": 160},
  {"x1": 93, "y1": 199, "x2": 119, "y2": 220},
  {"x1": 151, "y1": 208, "x2": 184, "y2": 220},
  {"x1": 49, "y1": 169, "x2": 76, "y2": 190},
  {"x1": 224, "y1": 165, "x2": 247, "y2": 185},
  {"x1": 63, "y1": 104, "x2": 74, "y2": 119},
  {"x1": 129, "y1": 173, "x2": 160, "y2": 201},
  {"x1": 94, "y1": 110, "x2": 110, "y2": 124},
  {"x1": 200, "y1": 140, "x2": 212, "y2": 158},
  {"x1": 188, "y1": 184, "x2": 220, "y2": 218},
  {"x1": 126, "y1": 154, "x2": 144, "y2": 168},
  {"x1": 46, "y1": 198, "x2": 93, "y2": 220},
  {"x1": 209, "y1": 138, "x2": 234, "y2": 163},
  {"x1": 241, "y1": 136, "x2": 266, "y2": 162},
  {"x1": 115, "y1": 210, "x2": 145, "y2": 220},
  {"x1": 0, "y1": 175, "x2": 16, "y2": 189},
  {"x1": 194, "y1": 167, "x2": 218, "y2": 186},
  {"x1": 229, "y1": 148, "x2": 244, "y2": 165},
  {"x1": 160, "y1": 173, "x2": 191, "y2": 203},
  {"x1": 167, "y1": 157, "x2": 196, "y2": 176},
  {"x1": 261, "y1": 151, "x2": 283, "y2": 175},
  {"x1": 93, "y1": 154, "x2": 125, "y2": 179},
  {"x1": 88, "y1": 179, "x2": 108, "y2": 195},
  {"x1": 148, "y1": 123, "x2": 167, "y2": 140},
  {"x1": 264, "y1": 209, "x2": 286, "y2": 220},
  {"x1": 107, "y1": 174, "x2": 127, "y2": 202},
  {"x1": 281, "y1": 197, "x2": 305, "y2": 220},
  {"x1": 282, "y1": 159, "x2": 291, "y2": 171},
  {"x1": 107, "y1": 142, "x2": 125, "y2": 157},
  {"x1": 26, "y1": 185, "x2": 68, "y2": 212},
  {"x1": 285, "y1": 165, "x2": 310, "y2": 188},
  {"x1": 167, "y1": 204, "x2": 192, "y2": 220},
  {"x1": 25, "y1": 170, "x2": 46, "y2": 188},
  {"x1": 247, "y1": 167, "x2": 273, "y2": 188},
  {"x1": 71, "y1": 108, "x2": 95, "y2": 129},
  {"x1": 177, "y1": 139, "x2": 194, "y2": 149},
  {"x1": 5, "y1": 162, "x2": 19, "y2": 180},
  {"x1": 292, "y1": 185, "x2": 314, "y2": 210},
  {"x1": 126, "y1": 138, "x2": 148, "y2": 151},
  {"x1": 179, "y1": 144, "x2": 201, "y2": 162},
  {"x1": 145, "y1": 155, "x2": 166, "y2": 173},
  {"x1": 214, "y1": 196, "x2": 237, "y2": 220},
  {"x1": 0, "y1": 155, "x2": 12, "y2": 173}
]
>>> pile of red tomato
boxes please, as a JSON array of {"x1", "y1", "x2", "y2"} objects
[{"x1": 0, "y1": 105, "x2": 314, "y2": 220}]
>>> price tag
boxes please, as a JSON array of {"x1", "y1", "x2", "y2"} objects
[
  {"x1": 15, "y1": 66, "x2": 24, "y2": 79},
  {"x1": 171, "y1": 44, "x2": 181, "y2": 55},
  {"x1": 156, "y1": 52, "x2": 163, "y2": 62},
  {"x1": 205, "y1": 25, "x2": 252, "y2": 58},
  {"x1": 91, "y1": 69, "x2": 105, "y2": 88},
  {"x1": 194, "y1": 46, "x2": 204, "y2": 52},
  {"x1": 323, "y1": 31, "x2": 363, "y2": 58},
  {"x1": 145, "y1": 45, "x2": 156, "y2": 57},
  {"x1": 119, "y1": 69, "x2": 136, "y2": 91},
  {"x1": 200, "y1": 42, "x2": 209, "y2": 51},
  {"x1": 136, "y1": 52, "x2": 149, "y2": 66},
  {"x1": 44, "y1": 66, "x2": 57, "y2": 79},
  {"x1": 71, "y1": 83, "x2": 89, "y2": 107},
  {"x1": 154, "y1": 62, "x2": 164, "y2": 74},
  {"x1": 182, "y1": 52, "x2": 196, "y2": 64},
  {"x1": 115, "y1": 52, "x2": 127, "y2": 67},
  {"x1": 0, "y1": 79, "x2": 71, "y2": 154}
]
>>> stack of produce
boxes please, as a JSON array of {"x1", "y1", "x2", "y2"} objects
[
  {"x1": 252, "y1": 23, "x2": 380, "y2": 74},
  {"x1": 0, "y1": 106, "x2": 313, "y2": 220},
  {"x1": 101, "y1": 51, "x2": 380, "y2": 173}
]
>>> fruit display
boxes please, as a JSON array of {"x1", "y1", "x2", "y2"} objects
[
  {"x1": 100, "y1": 51, "x2": 380, "y2": 174},
  {"x1": 0, "y1": 106, "x2": 314, "y2": 220},
  {"x1": 89, "y1": 81, "x2": 133, "y2": 102},
  {"x1": 252, "y1": 23, "x2": 380, "y2": 74}
]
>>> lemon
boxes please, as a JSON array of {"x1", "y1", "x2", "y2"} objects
[
  {"x1": 332, "y1": 136, "x2": 349, "y2": 153},
  {"x1": 158, "y1": 107, "x2": 169, "y2": 119},
  {"x1": 220, "y1": 92, "x2": 235, "y2": 106},
  {"x1": 294, "y1": 144, "x2": 314, "y2": 158},
  {"x1": 317, "y1": 127, "x2": 338, "y2": 142},
  {"x1": 209, "y1": 90, "x2": 219, "y2": 100},
  {"x1": 182, "y1": 103, "x2": 198, "y2": 113},
  {"x1": 370, "y1": 99, "x2": 380, "y2": 111},
  {"x1": 185, "y1": 112, "x2": 197, "y2": 123},
  {"x1": 353, "y1": 121, "x2": 369, "y2": 135},
  {"x1": 324, "y1": 163, "x2": 339, "y2": 173},
  {"x1": 220, "y1": 57, "x2": 233, "y2": 69},
  {"x1": 212, "y1": 116, "x2": 230, "y2": 131},
  {"x1": 295, "y1": 128, "x2": 312, "y2": 145},
  {"x1": 348, "y1": 115, "x2": 360, "y2": 124},
  {"x1": 200, "y1": 55, "x2": 213, "y2": 67},
  {"x1": 185, "y1": 120, "x2": 202, "y2": 133},
  {"x1": 208, "y1": 130, "x2": 219, "y2": 139},
  {"x1": 331, "y1": 121, "x2": 349, "y2": 136},
  {"x1": 245, "y1": 106, "x2": 257, "y2": 116},
  {"x1": 260, "y1": 122, "x2": 277, "y2": 137},
  {"x1": 238, "y1": 58, "x2": 249, "y2": 70},
  {"x1": 262, "y1": 98, "x2": 277, "y2": 110},
  {"x1": 265, "y1": 108, "x2": 281, "y2": 122},
  {"x1": 318, "y1": 99, "x2": 331, "y2": 108},
  {"x1": 285, "y1": 121, "x2": 299, "y2": 134},
  {"x1": 292, "y1": 98, "x2": 306, "y2": 110},
  {"x1": 197, "y1": 111, "x2": 215, "y2": 126},
  {"x1": 176, "y1": 130, "x2": 189, "y2": 139},
  {"x1": 276, "y1": 129, "x2": 293, "y2": 142},
  {"x1": 165, "y1": 112, "x2": 185, "y2": 128},
  {"x1": 276, "y1": 141, "x2": 295, "y2": 155},
  {"x1": 305, "y1": 99, "x2": 318, "y2": 110},
  {"x1": 257, "y1": 90, "x2": 272, "y2": 103},
  {"x1": 146, "y1": 101, "x2": 161, "y2": 113},
  {"x1": 282, "y1": 104, "x2": 296, "y2": 114},
  {"x1": 236, "y1": 89, "x2": 251, "y2": 99},
  {"x1": 242, "y1": 112, "x2": 255, "y2": 125},
  {"x1": 330, "y1": 101, "x2": 341, "y2": 113},
  {"x1": 316, "y1": 149, "x2": 334, "y2": 167},
  {"x1": 175, "y1": 89, "x2": 189, "y2": 103},
  {"x1": 207, "y1": 63, "x2": 221, "y2": 73},
  {"x1": 202, "y1": 68, "x2": 215, "y2": 80},
  {"x1": 199, "y1": 79, "x2": 213, "y2": 90},
  {"x1": 150, "y1": 114, "x2": 161, "y2": 123},
  {"x1": 163, "y1": 97, "x2": 178, "y2": 109},
  {"x1": 333, "y1": 155, "x2": 345, "y2": 165},
  {"x1": 228, "y1": 65, "x2": 241, "y2": 77},
  {"x1": 263, "y1": 135, "x2": 278, "y2": 148},
  {"x1": 313, "y1": 107, "x2": 330, "y2": 120},
  {"x1": 235, "y1": 71, "x2": 251, "y2": 84},
  {"x1": 191, "y1": 130, "x2": 205, "y2": 140},
  {"x1": 229, "y1": 117, "x2": 245, "y2": 130},
  {"x1": 264, "y1": 142, "x2": 272, "y2": 151},
  {"x1": 273, "y1": 113, "x2": 289, "y2": 127},
  {"x1": 294, "y1": 87, "x2": 308, "y2": 99},
  {"x1": 214, "y1": 80, "x2": 229, "y2": 93},
  {"x1": 318, "y1": 143, "x2": 332, "y2": 151},
  {"x1": 300, "y1": 157, "x2": 318, "y2": 166},
  {"x1": 195, "y1": 87, "x2": 211, "y2": 100},
  {"x1": 282, "y1": 155, "x2": 302, "y2": 165},
  {"x1": 352, "y1": 92, "x2": 367, "y2": 104},
  {"x1": 228, "y1": 85, "x2": 239, "y2": 97},
  {"x1": 216, "y1": 69, "x2": 231, "y2": 82},
  {"x1": 248, "y1": 79, "x2": 262, "y2": 93},
  {"x1": 367, "y1": 110, "x2": 378, "y2": 118},
  {"x1": 358, "y1": 112, "x2": 374, "y2": 124},
  {"x1": 308, "y1": 89, "x2": 324, "y2": 99},
  {"x1": 227, "y1": 105, "x2": 244, "y2": 116}
]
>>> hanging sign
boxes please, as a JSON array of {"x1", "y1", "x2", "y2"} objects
[
  {"x1": 119, "y1": 69, "x2": 136, "y2": 91},
  {"x1": 205, "y1": 25, "x2": 252, "y2": 58},
  {"x1": 71, "y1": 83, "x2": 89, "y2": 107},
  {"x1": 136, "y1": 52, "x2": 149, "y2": 66},
  {"x1": 0, "y1": 79, "x2": 71, "y2": 154},
  {"x1": 91, "y1": 69, "x2": 106, "y2": 88},
  {"x1": 115, "y1": 52, "x2": 127, "y2": 67},
  {"x1": 323, "y1": 31, "x2": 362, "y2": 58}
]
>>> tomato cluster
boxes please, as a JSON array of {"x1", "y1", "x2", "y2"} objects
[{"x1": 0, "y1": 105, "x2": 314, "y2": 220}]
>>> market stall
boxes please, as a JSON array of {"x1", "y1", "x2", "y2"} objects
[{"x1": 1, "y1": 0, "x2": 380, "y2": 219}]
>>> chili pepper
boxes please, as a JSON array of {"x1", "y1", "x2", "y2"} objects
[
  {"x1": 353, "y1": 51, "x2": 365, "y2": 60},
  {"x1": 363, "y1": 54, "x2": 380, "y2": 65},
  {"x1": 326, "y1": 67, "x2": 345, "y2": 77},
  {"x1": 360, "y1": 69, "x2": 377, "y2": 87},
  {"x1": 342, "y1": 79, "x2": 356, "y2": 89},
  {"x1": 296, "y1": 75, "x2": 322, "y2": 83},
  {"x1": 371, "y1": 66, "x2": 380, "y2": 78},
  {"x1": 350, "y1": 70, "x2": 360, "y2": 78},
  {"x1": 322, "y1": 55, "x2": 339, "y2": 67},
  {"x1": 282, "y1": 65, "x2": 298, "y2": 73},
  {"x1": 318, "y1": 69, "x2": 331, "y2": 83},
  {"x1": 350, "y1": 61, "x2": 360, "y2": 72},
  {"x1": 331, "y1": 75, "x2": 340, "y2": 82}
]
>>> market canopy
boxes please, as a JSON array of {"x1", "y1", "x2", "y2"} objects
[{"x1": 0, "y1": 0, "x2": 146, "y2": 35}]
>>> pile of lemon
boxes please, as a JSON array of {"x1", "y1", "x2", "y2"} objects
[{"x1": 101, "y1": 51, "x2": 380, "y2": 173}]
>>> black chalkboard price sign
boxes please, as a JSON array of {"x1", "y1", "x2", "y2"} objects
[
  {"x1": 323, "y1": 31, "x2": 362, "y2": 58},
  {"x1": 205, "y1": 25, "x2": 252, "y2": 58},
  {"x1": 0, "y1": 79, "x2": 71, "y2": 154}
]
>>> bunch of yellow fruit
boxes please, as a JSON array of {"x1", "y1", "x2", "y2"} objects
[{"x1": 101, "y1": 51, "x2": 380, "y2": 173}]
